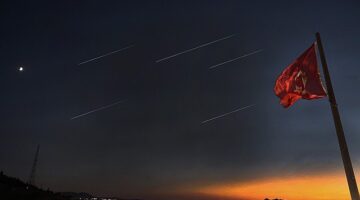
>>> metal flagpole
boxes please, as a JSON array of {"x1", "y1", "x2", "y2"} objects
[{"x1": 316, "y1": 32, "x2": 360, "y2": 200}]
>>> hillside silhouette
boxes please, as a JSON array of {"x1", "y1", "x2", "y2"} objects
[
  {"x1": 0, "y1": 171, "x2": 69, "y2": 200},
  {"x1": 0, "y1": 171, "x2": 125, "y2": 200}
]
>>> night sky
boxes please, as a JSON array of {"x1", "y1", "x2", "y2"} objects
[{"x1": 1, "y1": 0, "x2": 360, "y2": 199}]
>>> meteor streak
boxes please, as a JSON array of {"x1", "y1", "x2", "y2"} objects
[
  {"x1": 201, "y1": 104, "x2": 255, "y2": 124},
  {"x1": 156, "y1": 34, "x2": 235, "y2": 63},
  {"x1": 78, "y1": 45, "x2": 134, "y2": 65},
  {"x1": 208, "y1": 49, "x2": 263, "y2": 69},
  {"x1": 71, "y1": 99, "x2": 126, "y2": 120}
]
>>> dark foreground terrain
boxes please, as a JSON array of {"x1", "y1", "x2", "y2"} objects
[
  {"x1": 0, "y1": 171, "x2": 68, "y2": 200},
  {"x1": 0, "y1": 171, "x2": 124, "y2": 200}
]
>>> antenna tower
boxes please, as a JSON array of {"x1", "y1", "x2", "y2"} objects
[{"x1": 28, "y1": 144, "x2": 40, "y2": 186}]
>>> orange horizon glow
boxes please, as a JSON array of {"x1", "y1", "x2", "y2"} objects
[{"x1": 191, "y1": 170, "x2": 360, "y2": 200}]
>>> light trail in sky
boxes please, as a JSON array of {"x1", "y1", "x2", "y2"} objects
[
  {"x1": 78, "y1": 45, "x2": 134, "y2": 65},
  {"x1": 71, "y1": 99, "x2": 126, "y2": 120},
  {"x1": 156, "y1": 34, "x2": 235, "y2": 63},
  {"x1": 208, "y1": 49, "x2": 263, "y2": 69},
  {"x1": 201, "y1": 104, "x2": 255, "y2": 124}
]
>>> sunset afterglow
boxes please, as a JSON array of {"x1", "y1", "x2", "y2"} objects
[{"x1": 195, "y1": 171, "x2": 359, "y2": 200}]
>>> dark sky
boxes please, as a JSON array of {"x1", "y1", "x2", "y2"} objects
[{"x1": 1, "y1": 0, "x2": 360, "y2": 198}]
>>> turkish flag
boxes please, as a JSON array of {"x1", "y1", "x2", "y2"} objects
[{"x1": 274, "y1": 43, "x2": 327, "y2": 108}]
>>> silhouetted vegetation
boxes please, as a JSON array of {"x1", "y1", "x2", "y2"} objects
[
  {"x1": 0, "y1": 170, "x2": 68, "y2": 200},
  {"x1": 0, "y1": 171, "x2": 110, "y2": 200},
  {"x1": 0, "y1": 171, "x2": 138, "y2": 200}
]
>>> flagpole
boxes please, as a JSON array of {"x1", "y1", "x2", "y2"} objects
[{"x1": 316, "y1": 32, "x2": 360, "y2": 200}]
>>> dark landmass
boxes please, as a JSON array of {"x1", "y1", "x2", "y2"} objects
[
  {"x1": 0, "y1": 170, "x2": 67, "y2": 200},
  {"x1": 0, "y1": 171, "x2": 132, "y2": 200}
]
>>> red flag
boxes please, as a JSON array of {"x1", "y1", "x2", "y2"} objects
[{"x1": 274, "y1": 43, "x2": 327, "y2": 108}]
